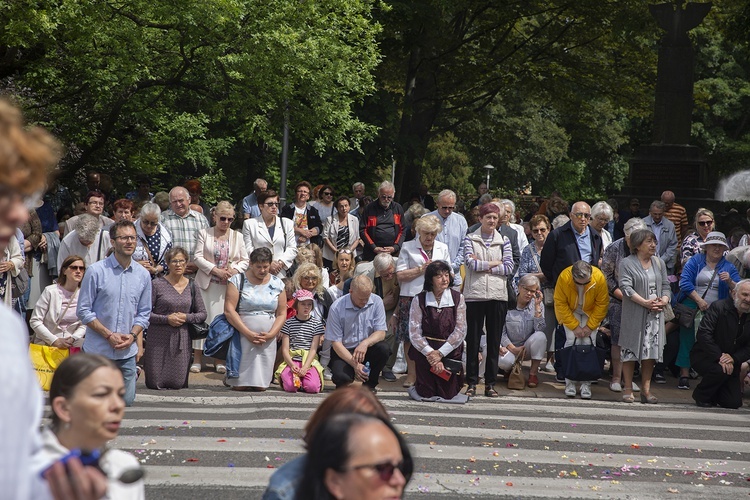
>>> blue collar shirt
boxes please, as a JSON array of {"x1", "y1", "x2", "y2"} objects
[
  {"x1": 326, "y1": 293, "x2": 387, "y2": 349},
  {"x1": 575, "y1": 226, "x2": 592, "y2": 264},
  {"x1": 428, "y1": 210, "x2": 468, "y2": 284}
]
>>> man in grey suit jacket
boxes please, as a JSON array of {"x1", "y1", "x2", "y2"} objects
[{"x1": 643, "y1": 200, "x2": 678, "y2": 274}]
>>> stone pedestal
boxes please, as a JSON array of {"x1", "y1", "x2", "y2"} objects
[{"x1": 624, "y1": 144, "x2": 712, "y2": 199}]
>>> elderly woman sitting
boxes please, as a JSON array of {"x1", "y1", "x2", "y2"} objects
[{"x1": 498, "y1": 274, "x2": 547, "y2": 388}]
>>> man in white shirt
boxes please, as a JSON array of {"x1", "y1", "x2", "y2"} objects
[{"x1": 428, "y1": 189, "x2": 467, "y2": 288}]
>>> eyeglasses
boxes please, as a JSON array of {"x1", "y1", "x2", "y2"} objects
[
  {"x1": 520, "y1": 285, "x2": 538, "y2": 295},
  {"x1": 67, "y1": 265, "x2": 85, "y2": 272},
  {"x1": 347, "y1": 460, "x2": 406, "y2": 482},
  {"x1": 572, "y1": 212, "x2": 591, "y2": 219},
  {"x1": 338, "y1": 249, "x2": 353, "y2": 255},
  {"x1": 379, "y1": 194, "x2": 394, "y2": 200},
  {"x1": 141, "y1": 220, "x2": 158, "y2": 227},
  {"x1": 219, "y1": 216, "x2": 235, "y2": 222},
  {"x1": 439, "y1": 206, "x2": 455, "y2": 211},
  {"x1": 170, "y1": 259, "x2": 187, "y2": 265},
  {"x1": 114, "y1": 236, "x2": 137, "y2": 242},
  {"x1": 531, "y1": 228, "x2": 548, "y2": 234},
  {"x1": 697, "y1": 220, "x2": 713, "y2": 227},
  {"x1": 88, "y1": 200, "x2": 104, "y2": 206},
  {"x1": 264, "y1": 202, "x2": 280, "y2": 207}
]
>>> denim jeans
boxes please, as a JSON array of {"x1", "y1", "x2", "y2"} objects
[{"x1": 113, "y1": 356, "x2": 137, "y2": 406}]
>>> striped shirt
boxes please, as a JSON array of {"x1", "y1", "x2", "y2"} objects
[
  {"x1": 462, "y1": 231, "x2": 514, "y2": 275},
  {"x1": 281, "y1": 315, "x2": 324, "y2": 351},
  {"x1": 664, "y1": 202, "x2": 689, "y2": 242},
  {"x1": 160, "y1": 209, "x2": 209, "y2": 259}
]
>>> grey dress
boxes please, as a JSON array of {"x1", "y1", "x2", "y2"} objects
[{"x1": 617, "y1": 255, "x2": 671, "y2": 362}]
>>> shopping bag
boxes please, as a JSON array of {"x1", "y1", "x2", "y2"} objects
[
  {"x1": 29, "y1": 344, "x2": 70, "y2": 391},
  {"x1": 557, "y1": 338, "x2": 606, "y2": 382}
]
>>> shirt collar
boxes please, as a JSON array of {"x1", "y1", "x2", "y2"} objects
[
  {"x1": 107, "y1": 253, "x2": 132, "y2": 271},
  {"x1": 345, "y1": 294, "x2": 373, "y2": 311},
  {"x1": 425, "y1": 290, "x2": 454, "y2": 308}
]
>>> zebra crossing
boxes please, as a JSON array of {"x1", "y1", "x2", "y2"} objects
[{"x1": 101, "y1": 387, "x2": 750, "y2": 499}]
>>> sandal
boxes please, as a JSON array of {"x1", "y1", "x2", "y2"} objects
[
  {"x1": 465, "y1": 385, "x2": 476, "y2": 397},
  {"x1": 622, "y1": 393, "x2": 635, "y2": 403},
  {"x1": 640, "y1": 392, "x2": 658, "y2": 404},
  {"x1": 485, "y1": 385, "x2": 499, "y2": 398},
  {"x1": 528, "y1": 374, "x2": 539, "y2": 388},
  {"x1": 189, "y1": 363, "x2": 201, "y2": 373}
]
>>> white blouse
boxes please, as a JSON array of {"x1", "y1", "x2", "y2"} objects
[{"x1": 395, "y1": 239, "x2": 451, "y2": 297}]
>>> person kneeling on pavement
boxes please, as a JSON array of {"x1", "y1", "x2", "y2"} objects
[
  {"x1": 498, "y1": 274, "x2": 547, "y2": 388},
  {"x1": 690, "y1": 278, "x2": 750, "y2": 409},
  {"x1": 326, "y1": 275, "x2": 390, "y2": 391}
]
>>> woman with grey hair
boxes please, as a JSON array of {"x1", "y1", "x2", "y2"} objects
[
  {"x1": 498, "y1": 274, "x2": 547, "y2": 387},
  {"x1": 618, "y1": 229, "x2": 672, "y2": 403},
  {"x1": 57, "y1": 213, "x2": 111, "y2": 270},
  {"x1": 500, "y1": 199, "x2": 529, "y2": 253},
  {"x1": 591, "y1": 201, "x2": 614, "y2": 250},
  {"x1": 395, "y1": 215, "x2": 451, "y2": 387},
  {"x1": 601, "y1": 217, "x2": 647, "y2": 394},
  {"x1": 134, "y1": 202, "x2": 173, "y2": 279}
]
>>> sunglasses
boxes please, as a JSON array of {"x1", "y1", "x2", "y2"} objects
[
  {"x1": 348, "y1": 460, "x2": 406, "y2": 482},
  {"x1": 531, "y1": 228, "x2": 548, "y2": 234},
  {"x1": 322, "y1": 191, "x2": 333, "y2": 196},
  {"x1": 67, "y1": 265, "x2": 85, "y2": 271},
  {"x1": 697, "y1": 220, "x2": 713, "y2": 227},
  {"x1": 302, "y1": 275, "x2": 319, "y2": 281},
  {"x1": 264, "y1": 202, "x2": 280, "y2": 207},
  {"x1": 439, "y1": 206, "x2": 455, "y2": 210},
  {"x1": 141, "y1": 220, "x2": 159, "y2": 227},
  {"x1": 219, "y1": 216, "x2": 235, "y2": 222},
  {"x1": 572, "y1": 212, "x2": 591, "y2": 219},
  {"x1": 338, "y1": 249, "x2": 353, "y2": 255}
]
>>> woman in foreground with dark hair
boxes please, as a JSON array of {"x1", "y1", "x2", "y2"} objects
[
  {"x1": 407, "y1": 260, "x2": 467, "y2": 402},
  {"x1": 297, "y1": 413, "x2": 412, "y2": 500},
  {"x1": 31, "y1": 353, "x2": 145, "y2": 499}
]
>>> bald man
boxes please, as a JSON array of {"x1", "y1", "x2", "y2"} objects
[{"x1": 661, "y1": 190, "x2": 689, "y2": 242}]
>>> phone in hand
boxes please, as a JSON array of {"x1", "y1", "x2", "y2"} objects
[{"x1": 41, "y1": 448, "x2": 101, "y2": 479}]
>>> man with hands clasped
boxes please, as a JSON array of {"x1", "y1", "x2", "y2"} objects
[
  {"x1": 77, "y1": 220, "x2": 152, "y2": 406},
  {"x1": 326, "y1": 275, "x2": 391, "y2": 392}
]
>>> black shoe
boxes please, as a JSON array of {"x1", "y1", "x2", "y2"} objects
[
  {"x1": 381, "y1": 369, "x2": 396, "y2": 382},
  {"x1": 654, "y1": 372, "x2": 667, "y2": 384},
  {"x1": 677, "y1": 377, "x2": 690, "y2": 390},
  {"x1": 695, "y1": 400, "x2": 715, "y2": 408},
  {"x1": 555, "y1": 372, "x2": 565, "y2": 383}
]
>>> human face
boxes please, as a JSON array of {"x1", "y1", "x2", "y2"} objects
[
  {"x1": 353, "y1": 185, "x2": 365, "y2": 198},
  {"x1": 437, "y1": 197, "x2": 455, "y2": 219},
  {"x1": 704, "y1": 243, "x2": 725, "y2": 262},
  {"x1": 636, "y1": 236, "x2": 657, "y2": 258},
  {"x1": 255, "y1": 182, "x2": 268, "y2": 197},
  {"x1": 378, "y1": 189, "x2": 395, "y2": 208},
  {"x1": 531, "y1": 224, "x2": 549, "y2": 244},
  {"x1": 86, "y1": 196, "x2": 105, "y2": 217},
  {"x1": 629, "y1": 201, "x2": 640, "y2": 214},
  {"x1": 379, "y1": 265, "x2": 395, "y2": 281},
  {"x1": 250, "y1": 261, "x2": 270, "y2": 281},
  {"x1": 63, "y1": 260, "x2": 86, "y2": 286},
  {"x1": 86, "y1": 173, "x2": 101, "y2": 191},
  {"x1": 518, "y1": 283, "x2": 540, "y2": 308},
  {"x1": 140, "y1": 215, "x2": 159, "y2": 237},
  {"x1": 55, "y1": 366, "x2": 125, "y2": 452},
  {"x1": 469, "y1": 208, "x2": 480, "y2": 225},
  {"x1": 114, "y1": 207, "x2": 131, "y2": 223},
  {"x1": 188, "y1": 190, "x2": 200, "y2": 204},
  {"x1": 214, "y1": 210, "x2": 235, "y2": 232},
  {"x1": 300, "y1": 272, "x2": 320, "y2": 292},
  {"x1": 296, "y1": 186, "x2": 310, "y2": 204},
  {"x1": 169, "y1": 190, "x2": 190, "y2": 217},
  {"x1": 295, "y1": 300, "x2": 314, "y2": 318},
  {"x1": 478, "y1": 183, "x2": 487, "y2": 195},
  {"x1": 326, "y1": 420, "x2": 406, "y2": 500},
  {"x1": 337, "y1": 252, "x2": 353, "y2": 273},
  {"x1": 337, "y1": 200, "x2": 350, "y2": 217},
  {"x1": 733, "y1": 283, "x2": 750, "y2": 314},
  {"x1": 696, "y1": 215, "x2": 714, "y2": 238},
  {"x1": 112, "y1": 226, "x2": 137, "y2": 258},
  {"x1": 591, "y1": 213, "x2": 609, "y2": 232},
  {"x1": 431, "y1": 270, "x2": 450, "y2": 296},
  {"x1": 169, "y1": 254, "x2": 187, "y2": 277},
  {"x1": 350, "y1": 287, "x2": 371, "y2": 309},
  {"x1": 569, "y1": 203, "x2": 591, "y2": 234},
  {"x1": 320, "y1": 188, "x2": 334, "y2": 202},
  {"x1": 649, "y1": 207, "x2": 664, "y2": 224},
  {"x1": 0, "y1": 187, "x2": 33, "y2": 252},
  {"x1": 480, "y1": 212, "x2": 499, "y2": 233},
  {"x1": 418, "y1": 231, "x2": 437, "y2": 249},
  {"x1": 260, "y1": 197, "x2": 280, "y2": 219}
]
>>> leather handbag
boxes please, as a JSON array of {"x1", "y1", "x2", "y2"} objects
[
  {"x1": 11, "y1": 268, "x2": 29, "y2": 298},
  {"x1": 187, "y1": 281, "x2": 210, "y2": 340},
  {"x1": 557, "y1": 338, "x2": 606, "y2": 381},
  {"x1": 507, "y1": 347, "x2": 526, "y2": 390}
]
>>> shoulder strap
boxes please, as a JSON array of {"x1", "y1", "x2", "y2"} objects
[
  {"x1": 190, "y1": 279, "x2": 197, "y2": 313},
  {"x1": 279, "y1": 218, "x2": 287, "y2": 252},
  {"x1": 236, "y1": 273, "x2": 246, "y2": 312},
  {"x1": 139, "y1": 235, "x2": 155, "y2": 266},
  {"x1": 702, "y1": 265, "x2": 719, "y2": 300},
  {"x1": 96, "y1": 228, "x2": 105, "y2": 261}
]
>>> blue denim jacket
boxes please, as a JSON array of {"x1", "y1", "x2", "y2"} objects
[
  {"x1": 204, "y1": 274, "x2": 245, "y2": 378},
  {"x1": 262, "y1": 455, "x2": 306, "y2": 500}
]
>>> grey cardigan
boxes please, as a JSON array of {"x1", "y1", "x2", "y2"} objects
[{"x1": 617, "y1": 255, "x2": 671, "y2": 356}]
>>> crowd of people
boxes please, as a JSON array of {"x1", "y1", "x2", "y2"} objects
[{"x1": 4, "y1": 96, "x2": 750, "y2": 499}]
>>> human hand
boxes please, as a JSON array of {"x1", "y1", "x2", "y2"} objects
[
  {"x1": 352, "y1": 343, "x2": 368, "y2": 364},
  {"x1": 44, "y1": 456, "x2": 108, "y2": 500},
  {"x1": 298, "y1": 366, "x2": 309, "y2": 377},
  {"x1": 697, "y1": 298, "x2": 709, "y2": 312},
  {"x1": 39, "y1": 234, "x2": 48, "y2": 250},
  {"x1": 430, "y1": 362, "x2": 445, "y2": 374},
  {"x1": 354, "y1": 363, "x2": 369, "y2": 382},
  {"x1": 167, "y1": 313, "x2": 185, "y2": 327},
  {"x1": 113, "y1": 334, "x2": 134, "y2": 350},
  {"x1": 269, "y1": 261, "x2": 282, "y2": 275},
  {"x1": 52, "y1": 338, "x2": 73, "y2": 349},
  {"x1": 0, "y1": 261, "x2": 12, "y2": 273},
  {"x1": 426, "y1": 350, "x2": 442, "y2": 366},
  {"x1": 574, "y1": 326, "x2": 587, "y2": 338},
  {"x1": 721, "y1": 359, "x2": 734, "y2": 374},
  {"x1": 136, "y1": 345, "x2": 144, "y2": 362},
  {"x1": 719, "y1": 271, "x2": 731, "y2": 283}
]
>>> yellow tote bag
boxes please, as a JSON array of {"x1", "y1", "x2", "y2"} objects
[{"x1": 29, "y1": 344, "x2": 69, "y2": 391}]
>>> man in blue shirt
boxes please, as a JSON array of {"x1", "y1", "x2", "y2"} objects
[
  {"x1": 77, "y1": 220, "x2": 151, "y2": 406},
  {"x1": 428, "y1": 189, "x2": 467, "y2": 288},
  {"x1": 242, "y1": 178, "x2": 268, "y2": 220},
  {"x1": 326, "y1": 275, "x2": 390, "y2": 391}
]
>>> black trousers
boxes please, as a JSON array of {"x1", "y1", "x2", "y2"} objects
[
  {"x1": 692, "y1": 363, "x2": 743, "y2": 409},
  {"x1": 329, "y1": 341, "x2": 391, "y2": 389},
  {"x1": 466, "y1": 300, "x2": 507, "y2": 385}
]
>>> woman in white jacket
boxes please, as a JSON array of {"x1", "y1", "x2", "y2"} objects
[
  {"x1": 242, "y1": 190, "x2": 297, "y2": 278},
  {"x1": 1, "y1": 234, "x2": 25, "y2": 307},
  {"x1": 30, "y1": 255, "x2": 86, "y2": 348}
]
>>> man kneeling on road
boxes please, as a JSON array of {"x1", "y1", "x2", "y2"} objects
[
  {"x1": 326, "y1": 275, "x2": 391, "y2": 391},
  {"x1": 691, "y1": 278, "x2": 750, "y2": 409}
]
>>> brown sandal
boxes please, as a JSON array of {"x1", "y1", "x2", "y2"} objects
[
  {"x1": 465, "y1": 385, "x2": 476, "y2": 397},
  {"x1": 485, "y1": 385, "x2": 499, "y2": 398}
]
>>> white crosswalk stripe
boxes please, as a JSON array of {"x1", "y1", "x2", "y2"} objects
[{"x1": 99, "y1": 391, "x2": 750, "y2": 499}]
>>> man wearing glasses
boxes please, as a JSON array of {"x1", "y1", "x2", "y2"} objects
[
  {"x1": 643, "y1": 200, "x2": 678, "y2": 274},
  {"x1": 60, "y1": 190, "x2": 114, "y2": 237},
  {"x1": 78, "y1": 220, "x2": 152, "y2": 406},
  {"x1": 161, "y1": 186, "x2": 209, "y2": 275},
  {"x1": 427, "y1": 189, "x2": 467, "y2": 288},
  {"x1": 360, "y1": 181, "x2": 405, "y2": 262}
]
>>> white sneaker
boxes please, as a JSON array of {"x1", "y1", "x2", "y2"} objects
[
  {"x1": 564, "y1": 380, "x2": 577, "y2": 397},
  {"x1": 609, "y1": 382, "x2": 622, "y2": 392},
  {"x1": 543, "y1": 361, "x2": 555, "y2": 372},
  {"x1": 215, "y1": 364, "x2": 227, "y2": 374},
  {"x1": 632, "y1": 381, "x2": 640, "y2": 392},
  {"x1": 323, "y1": 368, "x2": 333, "y2": 381},
  {"x1": 580, "y1": 383, "x2": 592, "y2": 399}
]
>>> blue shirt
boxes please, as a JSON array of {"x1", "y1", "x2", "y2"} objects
[
  {"x1": 326, "y1": 293, "x2": 387, "y2": 349},
  {"x1": 263, "y1": 455, "x2": 306, "y2": 500},
  {"x1": 77, "y1": 254, "x2": 152, "y2": 360},
  {"x1": 242, "y1": 192, "x2": 261, "y2": 219},
  {"x1": 428, "y1": 210, "x2": 468, "y2": 282},
  {"x1": 575, "y1": 226, "x2": 592, "y2": 264}
]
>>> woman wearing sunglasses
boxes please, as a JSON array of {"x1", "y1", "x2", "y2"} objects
[
  {"x1": 680, "y1": 208, "x2": 715, "y2": 266},
  {"x1": 242, "y1": 189, "x2": 298, "y2": 278},
  {"x1": 193, "y1": 201, "x2": 249, "y2": 374},
  {"x1": 30, "y1": 255, "x2": 87, "y2": 349},
  {"x1": 299, "y1": 413, "x2": 412, "y2": 500}
]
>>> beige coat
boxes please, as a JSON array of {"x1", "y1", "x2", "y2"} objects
[
  {"x1": 194, "y1": 228, "x2": 249, "y2": 290},
  {"x1": 2, "y1": 237, "x2": 23, "y2": 306},
  {"x1": 30, "y1": 284, "x2": 86, "y2": 346}
]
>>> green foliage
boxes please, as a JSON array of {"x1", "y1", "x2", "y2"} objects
[{"x1": 421, "y1": 132, "x2": 474, "y2": 198}]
